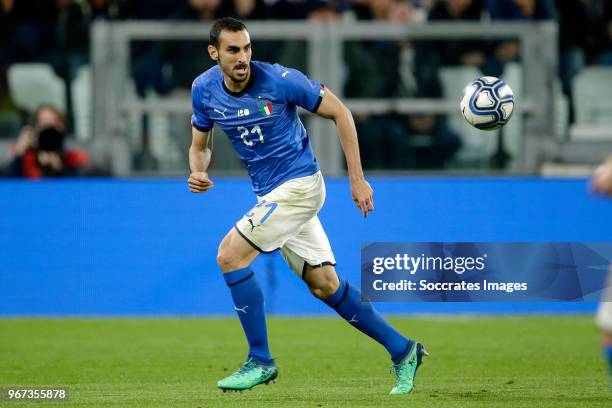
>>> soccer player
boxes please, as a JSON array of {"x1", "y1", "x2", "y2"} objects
[
  {"x1": 593, "y1": 155, "x2": 612, "y2": 384},
  {"x1": 188, "y1": 17, "x2": 427, "y2": 395}
]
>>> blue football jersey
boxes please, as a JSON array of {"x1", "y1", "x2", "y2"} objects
[{"x1": 191, "y1": 60, "x2": 324, "y2": 196}]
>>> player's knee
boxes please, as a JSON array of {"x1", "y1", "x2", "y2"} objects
[
  {"x1": 216, "y1": 250, "x2": 239, "y2": 272},
  {"x1": 308, "y1": 278, "x2": 340, "y2": 300}
]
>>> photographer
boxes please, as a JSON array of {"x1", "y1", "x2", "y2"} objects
[{"x1": 6, "y1": 105, "x2": 89, "y2": 178}]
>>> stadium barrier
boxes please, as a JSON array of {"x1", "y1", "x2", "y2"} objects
[
  {"x1": 1, "y1": 177, "x2": 610, "y2": 316},
  {"x1": 91, "y1": 21, "x2": 557, "y2": 176}
]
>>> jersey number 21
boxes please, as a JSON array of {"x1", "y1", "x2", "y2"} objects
[{"x1": 238, "y1": 125, "x2": 264, "y2": 146}]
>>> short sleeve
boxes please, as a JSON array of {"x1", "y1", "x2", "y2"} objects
[
  {"x1": 276, "y1": 65, "x2": 324, "y2": 113},
  {"x1": 191, "y1": 80, "x2": 213, "y2": 131}
]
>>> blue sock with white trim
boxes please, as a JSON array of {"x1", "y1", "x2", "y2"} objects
[
  {"x1": 323, "y1": 278, "x2": 412, "y2": 363},
  {"x1": 223, "y1": 267, "x2": 272, "y2": 365}
]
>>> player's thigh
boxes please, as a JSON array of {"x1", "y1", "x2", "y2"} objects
[
  {"x1": 280, "y1": 215, "x2": 336, "y2": 278},
  {"x1": 217, "y1": 227, "x2": 260, "y2": 271},
  {"x1": 236, "y1": 172, "x2": 324, "y2": 253}
]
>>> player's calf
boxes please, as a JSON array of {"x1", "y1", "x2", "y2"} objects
[{"x1": 303, "y1": 264, "x2": 340, "y2": 300}]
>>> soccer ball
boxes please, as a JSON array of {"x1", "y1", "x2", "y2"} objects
[{"x1": 460, "y1": 76, "x2": 514, "y2": 131}]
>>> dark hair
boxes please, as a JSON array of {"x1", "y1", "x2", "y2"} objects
[{"x1": 209, "y1": 17, "x2": 247, "y2": 48}]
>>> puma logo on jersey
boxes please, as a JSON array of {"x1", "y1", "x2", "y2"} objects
[
  {"x1": 248, "y1": 219, "x2": 259, "y2": 232},
  {"x1": 348, "y1": 314, "x2": 359, "y2": 324},
  {"x1": 282, "y1": 70, "x2": 290, "y2": 77},
  {"x1": 214, "y1": 108, "x2": 227, "y2": 118}
]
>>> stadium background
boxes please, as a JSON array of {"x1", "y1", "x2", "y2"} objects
[
  {"x1": 1, "y1": 1, "x2": 612, "y2": 406},
  {"x1": 1, "y1": 0, "x2": 612, "y2": 315}
]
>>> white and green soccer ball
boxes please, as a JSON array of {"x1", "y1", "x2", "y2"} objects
[{"x1": 460, "y1": 76, "x2": 514, "y2": 131}]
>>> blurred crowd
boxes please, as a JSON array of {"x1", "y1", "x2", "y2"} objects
[{"x1": 2, "y1": 0, "x2": 612, "y2": 176}]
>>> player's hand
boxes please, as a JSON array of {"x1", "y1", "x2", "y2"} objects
[
  {"x1": 351, "y1": 177, "x2": 374, "y2": 218},
  {"x1": 591, "y1": 157, "x2": 612, "y2": 197},
  {"x1": 189, "y1": 171, "x2": 214, "y2": 193}
]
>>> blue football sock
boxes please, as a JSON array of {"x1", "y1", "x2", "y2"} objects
[
  {"x1": 323, "y1": 278, "x2": 412, "y2": 363},
  {"x1": 223, "y1": 267, "x2": 272, "y2": 365},
  {"x1": 605, "y1": 345, "x2": 612, "y2": 377}
]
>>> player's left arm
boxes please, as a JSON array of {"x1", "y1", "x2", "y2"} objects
[
  {"x1": 315, "y1": 88, "x2": 374, "y2": 217},
  {"x1": 592, "y1": 155, "x2": 612, "y2": 197}
]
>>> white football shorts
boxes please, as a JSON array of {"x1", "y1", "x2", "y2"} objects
[
  {"x1": 235, "y1": 171, "x2": 336, "y2": 277},
  {"x1": 596, "y1": 266, "x2": 612, "y2": 332}
]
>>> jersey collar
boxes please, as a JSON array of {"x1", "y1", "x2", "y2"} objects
[{"x1": 222, "y1": 63, "x2": 256, "y2": 97}]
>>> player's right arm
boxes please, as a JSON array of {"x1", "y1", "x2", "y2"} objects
[
  {"x1": 188, "y1": 126, "x2": 214, "y2": 193},
  {"x1": 190, "y1": 76, "x2": 215, "y2": 194}
]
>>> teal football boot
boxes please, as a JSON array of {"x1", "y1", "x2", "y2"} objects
[
  {"x1": 218, "y1": 358, "x2": 278, "y2": 392},
  {"x1": 390, "y1": 342, "x2": 429, "y2": 395}
]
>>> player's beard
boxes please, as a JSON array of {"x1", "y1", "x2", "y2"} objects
[{"x1": 228, "y1": 63, "x2": 249, "y2": 84}]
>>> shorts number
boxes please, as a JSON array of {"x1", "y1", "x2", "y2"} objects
[
  {"x1": 238, "y1": 125, "x2": 264, "y2": 146},
  {"x1": 245, "y1": 200, "x2": 278, "y2": 224}
]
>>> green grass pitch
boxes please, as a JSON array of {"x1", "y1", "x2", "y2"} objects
[{"x1": 1, "y1": 316, "x2": 611, "y2": 407}]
